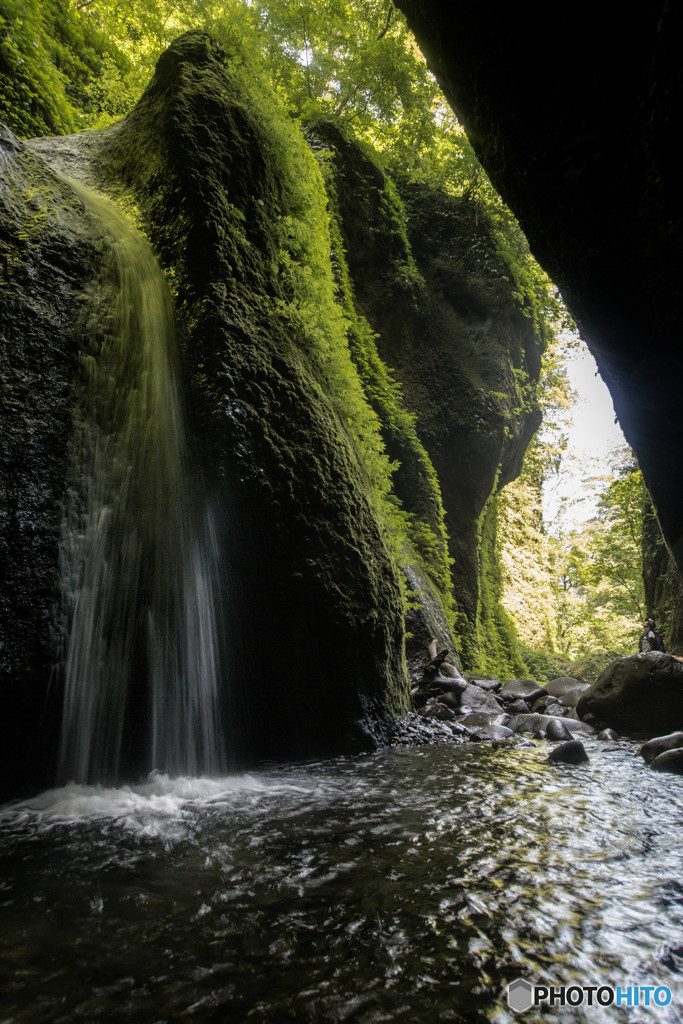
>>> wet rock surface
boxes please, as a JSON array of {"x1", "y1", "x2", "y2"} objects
[
  {"x1": 501, "y1": 679, "x2": 547, "y2": 703},
  {"x1": 409, "y1": 645, "x2": 600, "y2": 755},
  {"x1": 650, "y1": 749, "x2": 683, "y2": 774}
]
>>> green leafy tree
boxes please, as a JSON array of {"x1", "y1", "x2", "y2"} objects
[{"x1": 553, "y1": 447, "x2": 646, "y2": 659}]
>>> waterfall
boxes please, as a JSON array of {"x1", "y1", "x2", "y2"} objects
[{"x1": 58, "y1": 183, "x2": 227, "y2": 785}]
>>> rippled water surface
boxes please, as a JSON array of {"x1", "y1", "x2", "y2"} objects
[{"x1": 2, "y1": 740, "x2": 683, "y2": 1023}]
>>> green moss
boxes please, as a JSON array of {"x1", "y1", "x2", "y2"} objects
[
  {"x1": 311, "y1": 132, "x2": 454, "y2": 614},
  {"x1": 472, "y1": 493, "x2": 528, "y2": 677}
]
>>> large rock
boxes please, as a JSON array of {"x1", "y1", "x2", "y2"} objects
[
  {"x1": 508, "y1": 714, "x2": 593, "y2": 738},
  {"x1": 577, "y1": 654, "x2": 683, "y2": 737},
  {"x1": 458, "y1": 684, "x2": 504, "y2": 715},
  {"x1": 650, "y1": 749, "x2": 683, "y2": 774},
  {"x1": 460, "y1": 712, "x2": 510, "y2": 729},
  {"x1": 548, "y1": 741, "x2": 590, "y2": 765}
]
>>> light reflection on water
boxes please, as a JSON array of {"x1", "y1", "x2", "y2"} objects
[{"x1": 1, "y1": 740, "x2": 683, "y2": 1023}]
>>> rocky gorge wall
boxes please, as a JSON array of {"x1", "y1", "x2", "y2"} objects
[
  {"x1": 308, "y1": 121, "x2": 544, "y2": 667},
  {"x1": 0, "y1": 32, "x2": 544, "y2": 796}
]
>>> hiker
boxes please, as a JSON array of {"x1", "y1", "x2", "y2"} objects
[{"x1": 639, "y1": 618, "x2": 665, "y2": 653}]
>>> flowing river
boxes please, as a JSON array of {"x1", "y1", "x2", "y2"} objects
[{"x1": 2, "y1": 737, "x2": 683, "y2": 1023}]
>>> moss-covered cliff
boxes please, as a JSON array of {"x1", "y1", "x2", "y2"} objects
[
  {"x1": 93, "y1": 31, "x2": 416, "y2": 762},
  {"x1": 307, "y1": 121, "x2": 544, "y2": 669},
  {"x1": 0, "y1": 30, "x2": 549, "y2": 795},
  {"x1": 643, "y1": 500, "x2": 683, "y2": 655}
]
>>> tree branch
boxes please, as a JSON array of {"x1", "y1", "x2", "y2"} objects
[{"x1": 376, "y1": 4, "x2": 393, "y2": 41}]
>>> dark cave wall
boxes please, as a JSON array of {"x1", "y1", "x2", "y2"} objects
[{"x1": 395, "y1": 0, "x2": 683, "y2": 569}]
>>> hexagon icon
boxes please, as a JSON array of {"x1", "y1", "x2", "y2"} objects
[{"x1": 508, "y1": 978, "x2": 534, "y2": 1013}]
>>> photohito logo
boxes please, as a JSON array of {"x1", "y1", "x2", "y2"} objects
[{"x1": 507, "y1": 978, "x2": 673, "y2": 1013}]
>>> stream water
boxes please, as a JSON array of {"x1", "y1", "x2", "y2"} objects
[{"x1": 2, "y1": 738, "x2": 683, "y2": 1023}]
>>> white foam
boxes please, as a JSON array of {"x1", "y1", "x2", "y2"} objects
[{"x1": 0, "y1": 771, "x2": 303, "y2": 826}]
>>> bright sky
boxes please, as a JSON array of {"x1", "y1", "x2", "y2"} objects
[{"x1": 543, "y1": 338, "x2": 626, "y2": 532}]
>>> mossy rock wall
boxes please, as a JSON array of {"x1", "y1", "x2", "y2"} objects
[
  {"x1": 91, "y1": 32, "x2": 409, "y2": 760},
  {"x1": 643, "y1": 499, "x2": 683, "y2": 655},
  {"x1": 310, "y1": 122, "x2": 543, "y2": 668}
]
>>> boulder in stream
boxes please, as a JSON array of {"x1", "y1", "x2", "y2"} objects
[
  {"x1": 548, "y1": 740, "x2": 590, "y2": 765},
  {"x1": 508, "y1": 714, "x2": 594, "y2": 738},
  {"x1": 577, "y1": 653, "x2": 683, "y2": 737},
  {"x1": 459, "y1": 684, "x2": 504, "y2": 715},
  {"x1": 650, "y1": 748, "x2": 683, "y2": 774},
  {"x1": 640, "y1": 731, "x2": 683, "y2": 763},
  {"x1": 500, "y1": 679, "x2": 547, "y2": 704},
  {"x1": 545, "y1": 718, "x2": 574, "y2": 742}
]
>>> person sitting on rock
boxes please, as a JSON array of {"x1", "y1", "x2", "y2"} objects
[{"x1": 639, "y1": 618, "x2": 665, "y2": 653}]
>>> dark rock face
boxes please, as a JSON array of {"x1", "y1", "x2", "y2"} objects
[
  {"x1": 642, "y1": 500, "x2": 683, "y2": 654},
  {"x1": 577, "y1": 654, "x2": 683, "y2": 737},
  {"x1": 395, "y1": 1, "x2": 683, "y2": 571},
  {"x1": 0, "y1": 127, "x2": 107, "y2": 798}
]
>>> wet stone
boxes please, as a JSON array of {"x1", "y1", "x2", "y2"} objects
[
  {"x1": 548, "y1": 740, "x2": 590, "y2": 765},
  {"x1": 459, "y1": 712, "x2": 510, "y2": 729},
  {"x1": 545, "y1": 677, "x2": 589, "y2": 700},
  {"x1": 640, "y1": 731, "x2": 683, "y2": 763},
  {"x1": 508, "y1": 714, "x2": 594, "y2": 738},
  {"x1": 545, "y1": 718, "x2": 574, "y2": 742},
  {"x1": 466, "y1": 676, "x2": 502, "y2": 692},
  {"x1": 471, "y1": 724, "x2": 515, "y2": 742},
  {"x1": 506, "y1": 699, "x2": 531, "y2": 715},
  {"x1": 650, "y1": 748, "x2": 683, "y2": 774},
  {"x1": 422, "y1": 703, "x2": 456, "y2": 722},
  {"x1": 500, "y1": 679, "x2": 547, "y2": 703},
  {"x1": 459, "y1": 684, "x2": 503, "y2": 715}
]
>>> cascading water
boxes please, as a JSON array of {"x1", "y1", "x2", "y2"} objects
[{"x1": 58, "y1": 182, "x2": 227, "y2": 785}]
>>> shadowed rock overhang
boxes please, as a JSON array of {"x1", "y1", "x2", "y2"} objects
[{"x1": 396, "y1": 0, "x2": 683, "y2": 566}]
